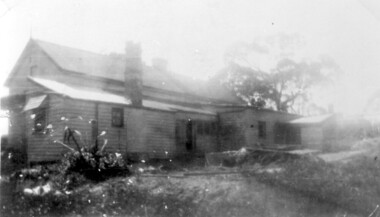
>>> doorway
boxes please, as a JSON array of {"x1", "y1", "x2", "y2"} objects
[{"x1": 186, "y1": 119, "x2": 195, "y2": 151}]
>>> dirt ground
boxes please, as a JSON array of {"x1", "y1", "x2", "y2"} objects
[
  {"x1": 76, "y1": 171, "x2": 359, "y2": 217},
  {"x1": 317, "y1": 149, "x2": 368, "y2": 162},
  {"x1": 1, "y1": 149, "x2": 367, "y2": 217}
]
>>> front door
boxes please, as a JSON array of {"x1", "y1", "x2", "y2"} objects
[{"x1": 185, "y1": 119, "x2": 195, "y2": 151}]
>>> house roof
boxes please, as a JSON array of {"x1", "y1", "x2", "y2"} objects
[
  {"x1": 30, "y1": 77, "x2": 131, "y2": 105},
  {"x1": 32, "y1": 39, "x2": 239, "y2": 105},
  {"x1": 143, "y1": 100, "x2": 216, "y2": 115},
  {"x1": 29, "y1": 77, "x2": 215, "y2": 115},
  {"x1": 172, "y1": 74, "x2": 241, "y2": 105},
  {"x1": 34, "y1": 40, "x2": 187, "y2": 94},
  {"x1": 288, "y1": 114, "x2": 334, "y2": 125}
]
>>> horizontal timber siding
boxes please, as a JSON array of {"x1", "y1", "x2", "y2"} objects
[
  {"x1": 98, "y1": 104, "x2": 127, "y2": 154},
  {"x1": 27, "y1": 95, "x2": 67, "y2": 162},
  {"x1": 219, "y1": 111, "x2": 247, "y2": 151},
  {"x1": 174, "y1": 112, "x2": 218, "y2": 154},
  {"x1": 125, "y1": 108, "x2": 176, "y2": 158}
]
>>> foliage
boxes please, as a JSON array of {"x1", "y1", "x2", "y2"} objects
[
  {"x1": 1, "y1": 128, "x2": 130, "y2": 216},
  {"x1": 61, "y1": 150, "x2": 128, "y2": 182},
  {"x1": 58, "y1": 127, "x2": 129, "y2": 182},
  {"x1": 220, "y1": 58, "x2": 338, "y2": 112},
  {"x1": 10, "y1": 165, "x2": 56, "y2": 183},
  {"x1": 215, "y1": 34, "x2": 340, "y2": 113},
  {"x1": 1, "y1": 177, "x2": 202, "y2": 217},
  {"x1": 352, "y1": 137, "x2": 380, "y2": 150},
  {"x1": 1, "y1": 148, "x2": 27, "y2": 175},
  {"x1": 250, "y1": 154, "x2": 380, "y2": 215},
  {"x1": 2, "y1": 152, "x2": 366, "y2": 217}
]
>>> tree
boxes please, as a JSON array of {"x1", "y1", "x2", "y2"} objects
[
  {"x1": 219, "y1": 63, "x2": 270, "y2": 109},
  {"x1": 216, "y1": 34, "x2": 340, "y2": 113}
]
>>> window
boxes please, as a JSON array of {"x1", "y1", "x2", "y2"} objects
[
  {"x1": 197, "y1": 121, "x2": 217, "y2": 135},
  {"x1": 111, "y1": 108, "x2": 124, "y2": 127},
  {"x1": 197, "y1": 121, "x2": 204, "y2": 134},
  {"x1": 211, "y1": 122, "x2": 217, "y2": 134},
  {"x1": 258, "y1": 121, "x2": 266, "y2": 139},
  {"x1": 204, "y1": 122, "x2": 211, "y2": 135},
  {"x1": 33, "y1": 108, "x2": 47, "y2": 133}
]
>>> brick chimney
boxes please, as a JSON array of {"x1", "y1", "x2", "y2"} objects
[{"x1": 125, "y1": 41, "x2": 143, "y2": 107}]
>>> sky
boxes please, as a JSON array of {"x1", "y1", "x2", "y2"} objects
[{"x1": 1, "y1": 0, "x2": 380, "y2": 134}]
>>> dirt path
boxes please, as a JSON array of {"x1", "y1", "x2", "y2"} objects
[
  {"x1": 318, "y1": 150, "x2": 367, "y2": 162},
  {"x1": 136, "y1": 173, "x2": 359, "y2": 217}
]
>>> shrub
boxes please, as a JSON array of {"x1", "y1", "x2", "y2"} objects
[
  {"x1": 61, "y1": 150, "x2": 129, "y2": 181},
  {"x1": 57, "y1": 127, "x2": 129, "y2": 181},
  {"x1": 352, "y1": 137, "x2": 380, "y2": 151},
  {"x1": 1, "y1": 148, "x2": 27, "y2": 175}
]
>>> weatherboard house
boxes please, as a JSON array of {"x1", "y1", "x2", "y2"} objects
[{"x1": 2, "y1": 39, "x2": 301, "y2": 163}]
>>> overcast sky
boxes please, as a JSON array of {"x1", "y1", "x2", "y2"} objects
[{"x1": 1, "y1": 0, "x2": 380, "y2": 123}]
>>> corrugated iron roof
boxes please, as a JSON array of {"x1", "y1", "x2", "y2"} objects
[
  {"x1": 288, "y1": 114, "x2": 333, "y2": 125},
  {"x1": 33, "y1": 39, "x2": 240, "y2": 104},
  {"x1": 29, "y1": 77, "x2": 215, "y2": 115},
  {"x1": 34, "y1": 40, "x2": 187, "y2": 94},
  {"x1": 143, "y1": 100, "x2": 216, "y2": 115},
  {"x1": 30, "y1": 77, "x2": 131, "y2": 105},
  {"x1": 173, "y1": 74, "x2": 242, "y2": 104}
]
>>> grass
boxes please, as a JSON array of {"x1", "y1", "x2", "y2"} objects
[
  {"x1": 4, "y1": 136, "x2": 380, "y2": 216},
  {"x1": 2, "y1": 153, "x2": 360, "y2": 217},
  {"x1": 2, "y1": 171, "x2": 356, "y2": 217},
  {"x1": 249, "y1": 148, "x2": 380, "y2": 215}
]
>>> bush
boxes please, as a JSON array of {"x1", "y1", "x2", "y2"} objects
[
  {"x1": 352, "y1": 137, "x2": 380, "y2": 151},
  {"x1": 56, "y1": 127, "x2": 130, "y2": 181},
  {"x1": 61, "y1": 150, "x2": 129, "y2": 181},
  {"x1": 1, "y1": 148, "x2": 27, "y2": 175},
  {"x1": 2, "y1": 176, "x2": 203, "y2": 217}
]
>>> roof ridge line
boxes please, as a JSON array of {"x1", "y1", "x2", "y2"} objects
[{"x1": 33, "y1": 38, "x2": 115, "y2": 57}]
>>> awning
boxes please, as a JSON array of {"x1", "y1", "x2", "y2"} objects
[
  {"x1": 23, "y1": 95, "x2": 47, "y2": 111},
  {"x1": 29, "y1": 77, "x2": 131, "y2": 105},
  {"x1": 288, "y1": 114, "x2": 333, "y2": 125},
  {"x1": 28, "y1": 77, "x2": 215, "y2": 115}
]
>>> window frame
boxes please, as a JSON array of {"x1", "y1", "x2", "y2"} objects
[
  {"x1": 211, "y1": 122, "x2": 217, "y2": 134},
  {"x1": 197, "y1": 120, "x2": 204, "y2": 134},
  {"x1": 32, "y1": 108, "x2": 47, "y2": 134},
  {"x1": 196, "y1": 121, "x2": 217, "y2": 135},
  {"x1": 204, "y1": 121, "x2": 211, "y2": 135},
  {"x1": 258, "y1": 121, "x2": 266, "y2": 139},
  {"x1": 111, "y1": 107, "x2": 124, "y2": 128}
]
